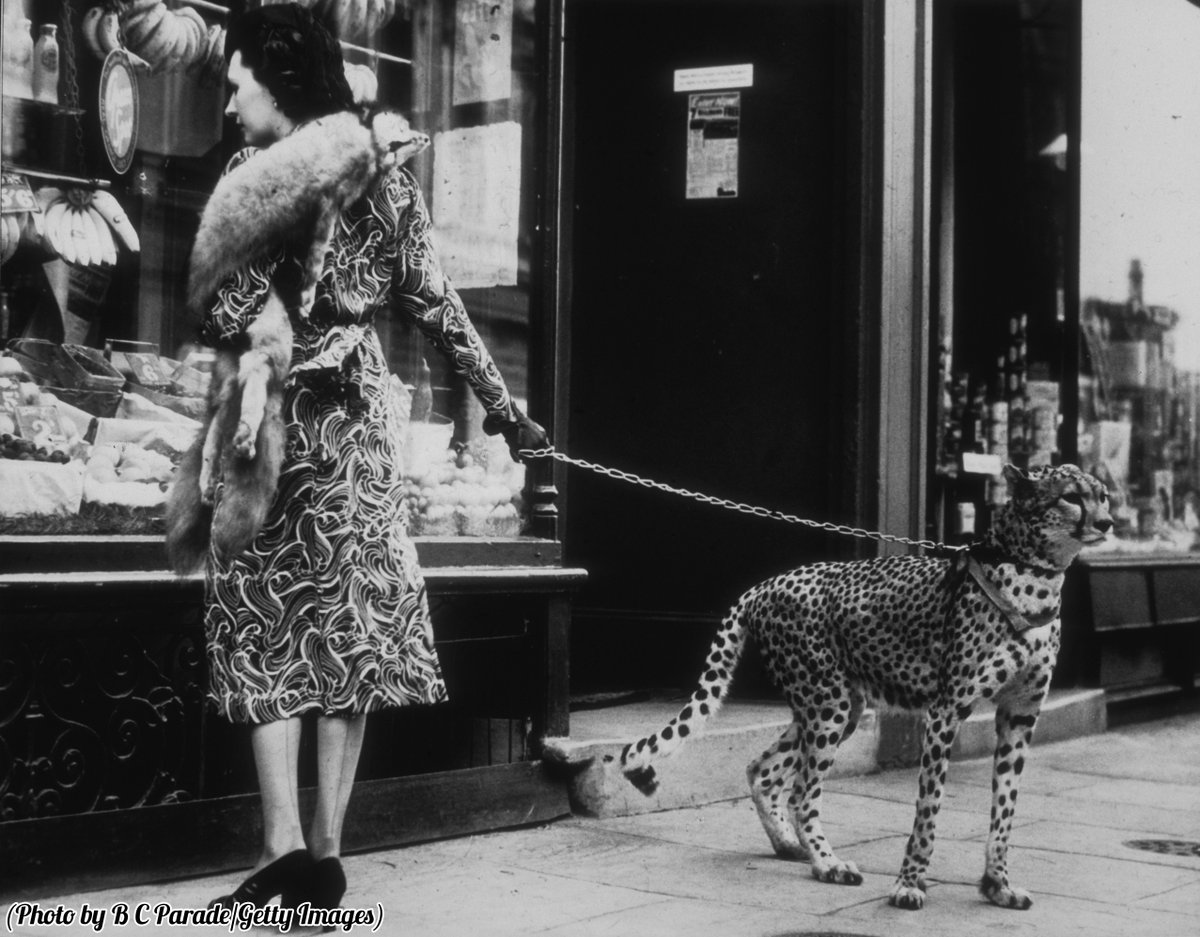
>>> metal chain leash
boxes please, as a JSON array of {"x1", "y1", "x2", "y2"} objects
[{"x1": 518, "y1": 447, "x2": 962, "y2": 554}]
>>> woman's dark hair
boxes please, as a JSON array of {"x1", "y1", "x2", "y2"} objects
[{"x1": 224, "y1": 3, "x2": 354, "y2": 122}]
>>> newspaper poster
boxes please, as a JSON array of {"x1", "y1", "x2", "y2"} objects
[
  {"x1": 686, "y1": 92, "x2": 740, "y2": 199},
  {"x1": 431, "y1": 122, "x2": 522, "y2": 289},
  {"x1": 453, "y1": 0, "x2": 514, "y2": 105}
]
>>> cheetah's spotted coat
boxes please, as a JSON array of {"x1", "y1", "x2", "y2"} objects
[{"x1": 621, "y1": 464, "x2": 1112, "y2": 910}]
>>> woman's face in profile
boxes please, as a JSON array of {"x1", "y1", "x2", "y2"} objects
[{"x1": 225, "y1": 51, "x2": 286, "y2": 147}]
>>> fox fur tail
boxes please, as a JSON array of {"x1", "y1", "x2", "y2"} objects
[
  {"x1": 208, "y1": 368, "x2": 287, "y2": 561},
  {"x1": 620, "y1": 595, "x2": 751, "y2": 795},
  {"x1": 165, "y1": 295, "x2": 291, "y2": 574},
  {"x1": 164, "y1": 348, "x2": 288, "y2": 573},
  {"x1": 164, "y1": 429, "x2": 213, "y2": 575}
]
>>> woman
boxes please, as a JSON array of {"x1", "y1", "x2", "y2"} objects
[{"x1": 201, "y1": 3, "x2": 547, "y2": 912}]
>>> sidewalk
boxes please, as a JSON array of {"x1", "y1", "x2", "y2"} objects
[{"x1": 5, "y1": 710, "x2": 1199, "y2": 937}]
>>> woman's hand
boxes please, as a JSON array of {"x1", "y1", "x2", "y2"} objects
[{"x1": 497, "y1": 412, "x2": 550, "y2": 463}]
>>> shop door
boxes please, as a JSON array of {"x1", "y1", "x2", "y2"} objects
[{"x1": 563, "y1": 0, "x2": 863, "y2": 692}]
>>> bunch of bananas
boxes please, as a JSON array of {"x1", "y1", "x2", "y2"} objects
[
  {"x1": 34, "y1": 187, "x2": 141, "y2": 268},
  {"x1": 1, "y1": 214, "x2": 35, "y2": 266},
  {"x1": 344, "y1": 62, "x2": 379, "y2": 106},
  {"x1": 79, "y1": 5, "x2": 122, "y2": 59},
  {"x1": 304, "y1": 0, "x2": 403, "y2": 43},
  {"x1": 82, "y1": 1, "x2": 226, "y2": 84}
]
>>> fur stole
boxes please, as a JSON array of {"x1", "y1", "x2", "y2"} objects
[{"x1": 165, "y1": 110, "x2": 430, "y2": 575}]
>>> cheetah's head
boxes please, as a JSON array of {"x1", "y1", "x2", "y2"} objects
[{"x1": 997, "y1": 463, "x2": 1112, "y2": 568}]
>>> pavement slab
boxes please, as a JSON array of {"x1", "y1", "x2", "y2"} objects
[{"x1": 5, "y1": 709, "x2": 1198, "y2": 937}]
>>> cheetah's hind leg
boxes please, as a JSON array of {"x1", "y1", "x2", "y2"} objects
[
  {"x1": 783, "y1": 679, "x2": 863, "y2": 886},
  {"x1": 747, "y1": 722, "x2": 810, "y2": 860}
]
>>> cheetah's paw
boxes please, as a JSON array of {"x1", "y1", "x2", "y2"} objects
[
  {"x1": 812, "y1": 860, "x2": 863, "y2": 886},
  {"x1": 980, "y1": 873, "x2": 1033, "y2": 910},
  {"x1": 772, "y1": 841, "x2": 812, "y2": 862},
  {"x1": 889, "y1": 882, "x2": 926, "y2": 910}
]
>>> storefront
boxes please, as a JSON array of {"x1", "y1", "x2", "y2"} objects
[
  {"x1": 556, "y1": 0, "x2": 1196, "y2": 707},
  {"x1": 3, "y1": 0, "x2": 1197, "y2": 900},
  {"x1": 930, "y1": 0, "x2": 1200, "y2": 703},
  {"x1": 1, "y1": 0, "x2": 582, "y2": 897}
]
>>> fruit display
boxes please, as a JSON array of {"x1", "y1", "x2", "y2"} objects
[
  {"x1": 85, "y1": 442, "x2": 175, "y2": 485},
  {"x1": 402, "y1": 431, "x2": 525, "y2": 537},
  {"x1": 1, "y1": 433, "x2": 71, "y2": 463},
  {"x1": 34, "y1": 185, "x2": 139, "y2": 267},
  {"x1": 0, "y1": 348, "x2": 201, "y2": 520},
  {"x1": 81, "y1": 1, "x2": 226, "y2": 84},
  {"x1": 82, "y1": 440, "x2": 175, "y2": 510},
  {"x1": 304, "y1": 0, "x2": 403, "y2": 44},
  {"x1": 1, "y1": 212, "x2": 33, "y2": 265},
  {"x1": 80, "y1": 4, "x2": 122, "y2": 59},
  {"x1": 344, "y1": 62, "x2": 378, "y2": 105}
]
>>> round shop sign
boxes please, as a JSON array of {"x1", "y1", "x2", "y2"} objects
[{"x1": 99, "y1": 50, "x2": 139, "y2": 174}]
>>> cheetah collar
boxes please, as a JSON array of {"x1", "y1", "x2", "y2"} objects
[{"x1": 952, "y1": 552, "x2": 1061, "y2": 633}]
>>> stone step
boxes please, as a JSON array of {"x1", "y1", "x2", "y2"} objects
[{"x1": 541, "y1": 688, "x2": 1106, "y2": 818}]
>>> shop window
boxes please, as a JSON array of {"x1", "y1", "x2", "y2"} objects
[
  {"x1": 1, "y1": 0, "x2": 545, "y2": 541},
  {"x1": 930, "y1": 0, "x2": 1074, "y2": 542},
  {"x1": 1077, "y1": 0, "x2": 1200, "y2": 553}
]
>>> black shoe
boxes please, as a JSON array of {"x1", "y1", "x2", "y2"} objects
[
  {"x1": 307, "y1": 857, "x2": 347, "y2": 933},
  {"x1": 310, "y1": 856, "x2": 347, "y2": 906},
  {"x1": 208, "y1": 849, "x2": 313, "y2": 911}
]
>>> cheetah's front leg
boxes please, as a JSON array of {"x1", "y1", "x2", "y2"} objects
[
  {"x1": 891, "y1": 702, "x2": 965, "y2": 910},
  {"x1": 979, "y1": 696, "x2": 1043, "y2": 910}
]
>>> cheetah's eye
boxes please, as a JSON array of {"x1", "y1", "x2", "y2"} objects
[{"x1": 1061, "y1": 492, "x2": 1084, "y2": 507}]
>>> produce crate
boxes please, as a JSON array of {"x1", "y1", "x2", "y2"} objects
[
  {"x1": 127, "y1": 384, "x2": 206, "y2": 420},
  {"x1": 6, "y1": 339, "x2": 75, "y2": 386},
  {"x1": 106, "y1": 340, "x2": 161, "y2": 381},
  {"x1": 43, "y1": 385, "x2": 122, "y2": 418},
  {"x1": 122, "y1": 352, "x2": 176, "y2": 390},
  {"x1": 63, "y1": 344, "x2": 126, "y2": 391},
  {"x1": 163, "y1": 356, "x2": 209, "y2": 397},
  {"x1": 6, "y1": 339, "x2": 124, "y2": 392}
]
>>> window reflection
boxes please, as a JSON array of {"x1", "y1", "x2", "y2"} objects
[{"x1": 1079, "y1": 0, "x2": 1200, "y2": 551}]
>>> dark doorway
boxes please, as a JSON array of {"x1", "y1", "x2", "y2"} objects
[{"x1": 562, "y1": 0, "x2": 868, "y2": 693}]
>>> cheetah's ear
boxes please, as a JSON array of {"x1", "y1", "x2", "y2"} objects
[
  {"x1": 1003, "y1": 463, "x2": 1037, "y2": 502},
  {"x1": 1002, "y1": 463, "x2": 1028, "y2": 484}
]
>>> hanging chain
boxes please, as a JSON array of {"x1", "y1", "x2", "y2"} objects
[
  {"x1": 60, "y1": 2, "x2": 90, "y2": 178},
  {"x1": 519, "y1": 448, "x2": 962, "y2": 554}
]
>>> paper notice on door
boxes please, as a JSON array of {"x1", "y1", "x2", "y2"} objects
[
  {"x1": 453, "y1": 0, "x2": 514, "y2": 105},
  {"x1": 686, "y1": 92, "x2": 740, "y2": 199},
  {"x1": 431, "y1": 122, "x2": 522, "y2": 289}
]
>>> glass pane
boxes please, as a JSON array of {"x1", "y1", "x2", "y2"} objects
[
  {"x1": 387, "y1": 0, "x2": 539, "y2": 538},
  {"x1": 1079, "y1": 0, "x2": 1200, "y2": 553},
  {"x1": 0, "y1": 0, "x2": 540, "y2": 540}
]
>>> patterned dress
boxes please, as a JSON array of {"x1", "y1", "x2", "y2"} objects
[{"x1": 201, "y1": 150, "x2": 520, "y2": 724}]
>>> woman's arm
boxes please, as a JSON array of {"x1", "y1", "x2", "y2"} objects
[{"x1": 387, "y1": 170, "x2": 526, "y2": 437}]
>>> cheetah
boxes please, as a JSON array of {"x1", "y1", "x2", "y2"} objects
[{"x1": 621, "y1": 463, "x2": 1111, "y2": 910}]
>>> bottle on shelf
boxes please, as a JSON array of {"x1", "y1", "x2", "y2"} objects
[
  {"x1": 3, "y1": 17, "x2": 35, "y2": 99},
  {"x1": 945, "y1": 371, "x2": 969, "y2": 473},
  {"x1": 964, "y1": 380, "x2": 987, "y2": 455},
  {"x1": 988, "y1": 356, "x2": 1010, "y2": 457},
  {"x1": 1006, "y1": 314, "x2": 1030, "y2": 467},
  {"x1": 32, "y1": 23, "x2": 59, "y2": 105}
]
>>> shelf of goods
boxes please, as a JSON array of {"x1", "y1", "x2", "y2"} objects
[{"x1": 0, "y1": 340, "x2": 533, "y2": 541}]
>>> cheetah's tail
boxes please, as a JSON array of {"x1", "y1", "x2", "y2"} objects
[{"x1": 620, "y1": 595, "x2": 749, "y2": 796}]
